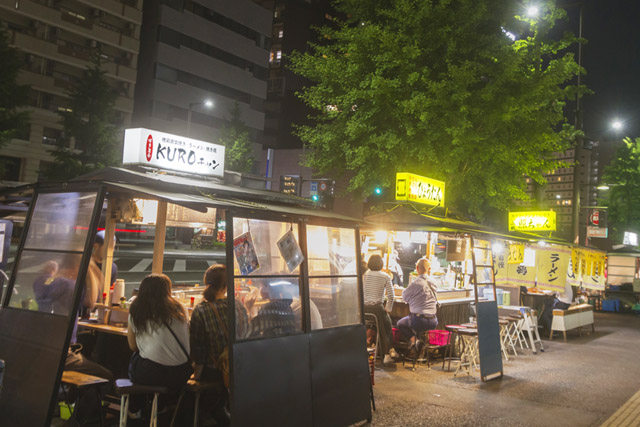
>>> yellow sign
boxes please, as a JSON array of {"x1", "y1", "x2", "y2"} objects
[
  {"x1": 395, "y1": 172, "x2": 445, "y2": 207},
  {"x1": 508, "y1": 243, "x2": 524, "y2": 264},
  {"x1": 508, "y1": 211, "x2": 556, "y2": 232}
]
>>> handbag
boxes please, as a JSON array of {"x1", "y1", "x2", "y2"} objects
[{"x1": 210, "y1": 301, "x2": 230, "y2": 388}]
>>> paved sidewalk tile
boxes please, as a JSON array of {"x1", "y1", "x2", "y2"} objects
[{"x1": 601, "y1": 388, "x2": 640, "y2": 427}]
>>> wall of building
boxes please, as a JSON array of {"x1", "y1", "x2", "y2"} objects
[
  {"x1": 133, "y1": 0, "x2": 272, "y2": 173},
  {"x1": 0, "y1": 0, "x2": 143, "y2": 182}
]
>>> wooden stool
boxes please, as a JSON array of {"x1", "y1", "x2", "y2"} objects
[
  {"x1": 454, "y1": 328, "x2": 479, "y2": 378},
  {"x1": 170, "y1": 378, "x2": 219, "y2": 427},
  {"x1": 61, "y1": 370, "x2": 109, "y2": 427},
  {"x1": 114, "y1": 378, "x2": 168, "y2": 427}
]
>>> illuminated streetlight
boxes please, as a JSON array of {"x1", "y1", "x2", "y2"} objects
[
  {"x1": 187, "y1": 99, "x2": 214, "y2": 137},
  {"x1": 597, "y1": 185, "x2": 610, "y2": 191},
  {"x1": 611, "y1": 119, "x2": 623, "y2": 132},
  {"x1": 527, "y1": 6, "x2": 540, "y2": 18}
]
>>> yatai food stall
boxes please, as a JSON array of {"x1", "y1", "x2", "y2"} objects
[{"x1": 0, "y1": 128, "x2": 372, "y2": 426}]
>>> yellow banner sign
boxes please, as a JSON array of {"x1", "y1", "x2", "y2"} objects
[
  {"x1": 395, "y1": 172, "x2": 445, "y2": 207},
  {"x1": 508, "y1": 243, "x2": 524, "y2": 264},
  {"x1": 508, "y1": 211, "x2": 557, "y2": 232}
]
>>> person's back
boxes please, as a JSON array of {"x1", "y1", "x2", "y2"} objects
[{"x1": 127, "y1": 274, "x2": 192, "y2": 417}]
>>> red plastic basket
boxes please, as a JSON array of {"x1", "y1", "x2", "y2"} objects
[{"x1": 428, "y1": 329, "x2": 451, "y2": 346}]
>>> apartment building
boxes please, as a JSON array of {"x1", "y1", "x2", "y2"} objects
[
  {"x1": 0, "y1": 0, "x2": 143, "y2": 182},
  {"x1": 132, "y1": 0, "x2": 271, "y2": 172}
]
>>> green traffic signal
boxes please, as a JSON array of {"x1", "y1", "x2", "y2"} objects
[
  {"x1": 374, "y1": 187, "x2": 382, "y2": 195},
  {"x1": 312, "y1": 194, "x2": 319, "y2": 201}
]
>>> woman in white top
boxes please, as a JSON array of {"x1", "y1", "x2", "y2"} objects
[
  {"x1": 127, "y1": 274, "x2": 192, "y2": 414},
  {"x1": 363, "y1": 255, "x2": 398, "y2": 364}
]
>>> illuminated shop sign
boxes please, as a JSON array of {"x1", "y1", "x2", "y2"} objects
[
  {"x1": 123, "y1": 128, "x2": 225, "y2": 178},
  {"x1": 508, "y1": 211, "x2": 557, "y2": 232},
  {"x1": 395, "y1": 172, "x2": 445, "y2": 207}
]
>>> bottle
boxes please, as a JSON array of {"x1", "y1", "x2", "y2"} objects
[
  {"x1": 119, "y1": 297, "x2": 127, "y2": 309},
  {"x1": 190, "y1": 297, "x2": 195, "y2": 308},
  {"x1": 102, "y1": 292, "x2": 107, "y2": 305}
]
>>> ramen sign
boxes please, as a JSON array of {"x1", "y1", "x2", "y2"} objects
[
  {"x1": 123, "y1": 128, "x2": 225, "y2": 178},
  {"x1": 395, "y1": 172, "x2": 445, "y2": 207}
]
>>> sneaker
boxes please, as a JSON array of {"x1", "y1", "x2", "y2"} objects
[
  {"x1": 383, "y1": 354, "x2": 394, "y2": 365},
  {"x1": 388, "y1": 348, "x2": 399, "y2": 359}
]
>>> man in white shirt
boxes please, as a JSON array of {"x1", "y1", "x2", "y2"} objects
[{"x1": 397, "y1": 258, "x2": 438, "y2": 343}]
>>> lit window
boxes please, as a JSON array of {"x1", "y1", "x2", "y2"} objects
[
  {"x1": 276, "y1": 50, "x2": 282, "y2": 60},
  {"x1": 278, "y1": 30, "x2": 283, "y2": 38}
]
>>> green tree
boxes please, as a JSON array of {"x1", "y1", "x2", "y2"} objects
[
  {"x1": 601, "y1": 137, "x2": 640, "y2": 244},
  {"x1": 219, "y1": 103, "x2": 255, "y2": 173},
  {"x1": 46, "y1": 54, "x2": 120, "y2": 180},
  {"x1": 290, "y1": 0, "x2": 583, "y2": 220},
  {"x1": 0, "y1": 29, "x2": 30, "y2": 175}
]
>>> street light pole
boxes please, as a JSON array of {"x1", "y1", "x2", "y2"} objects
[
  {"x1": 570, "y1": 3, "x2": 584, "y2": 245},
  {"x1": 186, "y1": 99, "x2": 214, "y2": 138}
]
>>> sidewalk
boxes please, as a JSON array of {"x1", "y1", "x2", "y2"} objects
[
  {"x1": 601, "y1": 388, "x2": 640, "y2": 427},
  {"x1": 367, "y1": 312, "x2": 640, "y2": 426}
]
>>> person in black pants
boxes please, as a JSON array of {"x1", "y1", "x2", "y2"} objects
[{"x1": 540, "y1": 281, "x2": 573, "y2": 336}]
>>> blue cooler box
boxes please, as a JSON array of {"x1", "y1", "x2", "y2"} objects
[{"x1": 602, "y1": 299, "x2": 620, "y2": 312}]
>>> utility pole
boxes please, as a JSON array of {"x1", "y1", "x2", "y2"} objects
[{"x1": 570, "y1": 3, "x2": 584, "y2": 245}]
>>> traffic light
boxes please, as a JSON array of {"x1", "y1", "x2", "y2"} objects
[
  {"x1": 374, "y1": 187, "x2": 382, "y2": 195},
  {"x1": 311, "y1": 194, "x2": 319, "y2": 202}
]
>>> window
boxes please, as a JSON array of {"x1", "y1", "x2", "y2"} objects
[
  {"x1": 0, "y1": 156, "x2": 22, "y2": 181},
  {"x1": 233, "y1": 218, "x2": 303, "y2": 339},
  {"x1": 8, "y1": 192, "x2": 98, "y2": 315},
  {"x1": 42, "y1": 127, "x2": 64, "y2": 147},
  {"x1": 306, "y1": 225, "x2": 360, "y2": 329}
]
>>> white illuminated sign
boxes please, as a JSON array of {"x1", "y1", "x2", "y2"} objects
[
  {"x1": 624, "y1": 231, "x2": 638, "y2": 246},
  {"x1": 123, "y1": 128, "x2": 225, "y2": 178}
]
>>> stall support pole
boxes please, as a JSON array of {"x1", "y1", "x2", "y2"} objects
[
  {"x1": 152, "y1": 201, "x2": 167, "y2": 274},
  {"x1": 102, "y1": 199, "x2": 117, "y2": 300}
]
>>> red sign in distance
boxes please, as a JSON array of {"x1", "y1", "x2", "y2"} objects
[
  {"x1": 145, "y1": 134, "x2": 153, "y2": 161},
  {"x1": 590, "y1": 210, "x2": 600, "y2": 226}
]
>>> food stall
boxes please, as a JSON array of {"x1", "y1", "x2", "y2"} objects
[{"x1": 0, "y1": 128, "x2": 371, "y2": 426}]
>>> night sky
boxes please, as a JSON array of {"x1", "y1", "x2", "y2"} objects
[{"x1": 572, "y1": 0, "x2": 640, "y2": 141}]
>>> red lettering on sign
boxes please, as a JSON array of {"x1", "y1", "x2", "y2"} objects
[
  {"x1": 590, "y1": 210, "x2": 600, "y2": 226},
  {"x1": 146, "y1": 135, "x2": 153, "y2": 161}
]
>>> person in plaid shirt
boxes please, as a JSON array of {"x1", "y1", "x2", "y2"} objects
[{"x1": 190, "y1": 264, "x2": 247, "y2": 425}]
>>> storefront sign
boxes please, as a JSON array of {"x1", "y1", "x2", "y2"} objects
[
  {"x1": 624, "y1": 231, "x2": 638, "y2": 246},
  {"x1": 280, "y1": 175, "x2": 300, "y2": 196},
  {"x1": 508, "y1": 211, "x2": 556, "y2": 232},
  {"x1": 395, "y1": 172, "x2": 445, "y2": 207},
  {"x1": 587, "y1": 226, "x2": 608, "y2": 238},
  {"x1": 123, "y1": 128, "x2": 225, "y2": 178}
]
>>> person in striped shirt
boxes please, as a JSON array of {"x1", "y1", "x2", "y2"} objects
[{"x1": 363, "y1": 254, "x2": 398, "y2": 364}]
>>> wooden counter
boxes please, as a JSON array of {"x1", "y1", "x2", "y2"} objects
[
  {"x1": 390, "y1": 295, "x2": 480, "y2": 328},
  {"x1": 78, "y1": 320, "x2": 128, "y2": 337}
]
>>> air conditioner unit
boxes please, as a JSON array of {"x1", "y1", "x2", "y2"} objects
[
  {"x1": 91, "y1": 8, "x2": 103, "y2": 17},
  {"x1": 88, "y1": 39, "x2": 98, "y2": 48},
  {"x1": 127, "y1": 22, "x2": 135, "y2": 30},
  {"x1": 30, "y1": 20, "x2": 40, "y2": 29},
  {"x1": 25, "y1": 54, "x2": 34, "y2": 64}
]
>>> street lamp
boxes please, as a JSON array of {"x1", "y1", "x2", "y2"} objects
[
  {"x1": 611, "y1": 119, "x2": 623, "y2": 132},
  {"x1": 527, "y1": 6, "x2": 540, "y2": 18},
  {"x1": 187, "y1": 99, "x2": 214, "y2": 137}
]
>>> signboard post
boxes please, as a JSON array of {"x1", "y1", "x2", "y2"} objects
[
  {"x1": 508, "y1": 211, "x2": 557, "y2": 232},
  {"x1": 123, "y1": 128, "x2": 225, "y2": 178},
  {"x1": 395, "y1": 172, "x2": 445, "y2": 207}
]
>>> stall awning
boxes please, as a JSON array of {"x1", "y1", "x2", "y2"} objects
[{"x1": 103, "y1": 181, "x2": 362, "y2": 224}]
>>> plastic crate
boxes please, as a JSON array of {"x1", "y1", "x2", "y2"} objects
[
  {"x1": 602, "y1": 299, "x2": 620, "y2": 312},
  {"x1": 392, "y1": 327, "x2": 401, "y2": 343},
  {"x1": 428, "y1": 329, "x2": 451, "y2": 346}
]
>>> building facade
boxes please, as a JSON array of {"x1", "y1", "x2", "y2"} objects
[
  {"x1": 132, "y1": 0, "x2": 272, "y2": 172},
  {"x1": 0, "y1": 0, "x2": 143, "y2": 183}
]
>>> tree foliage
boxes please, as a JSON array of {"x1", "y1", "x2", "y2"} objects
[
  {"x1": 289, "y1": 0, "x2": 583, "y2": 220},
  {"x1": 601, "y1": 137, "x2": 640, "y2": 244},
  {"x1": 46, "y1": 54, "x2": 120, "y2": 181},
  {"x1": 218, "y1": 102, "x2": 255, "y2": 173},
  {"x1": 0, "y1": 29, "x2": 30, "y2": 173}
]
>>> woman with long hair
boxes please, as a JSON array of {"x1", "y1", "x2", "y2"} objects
[
  {"x1": 127, "y1": 274, "x2": 192, "y2": 416},
  {"x1": 190, "y1": 264, "x2": 248, "y2": 426}
]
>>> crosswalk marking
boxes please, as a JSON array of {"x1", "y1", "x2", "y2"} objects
[
  {"x1": 130, "y1": 259, "x2": 153, "y2": 272},
  {"x1": 174, "y1": 260, "x2": 186, "y2": 272}
]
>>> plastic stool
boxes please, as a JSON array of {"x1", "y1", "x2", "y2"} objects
[{"x1": 114, "y1": 378, "x2": 168, "y2": 427}]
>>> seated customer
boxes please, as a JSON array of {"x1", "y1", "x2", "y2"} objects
[
  {"x1": 540, "y1": 280, "x2": 574, "y2": 335},
  {"x1": 127, "y1": 274, "x2": 192, "y2": 416},
  {"x1": 397, "y1": 258, "x2": 438, "y2": 343},
  {"x1": 363, "y1": 255, "x2": 398, "y2": 364},
  {"x1": 247, "y1": 281, "x2": 297, "y2": 338},
  {"x1": 190, "y1": 264, "x2": 248, "y2": 426}
]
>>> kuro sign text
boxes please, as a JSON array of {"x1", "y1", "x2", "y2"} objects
[{"x1": 123, "y1": 128, "x2": 225, "y2": 178}]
